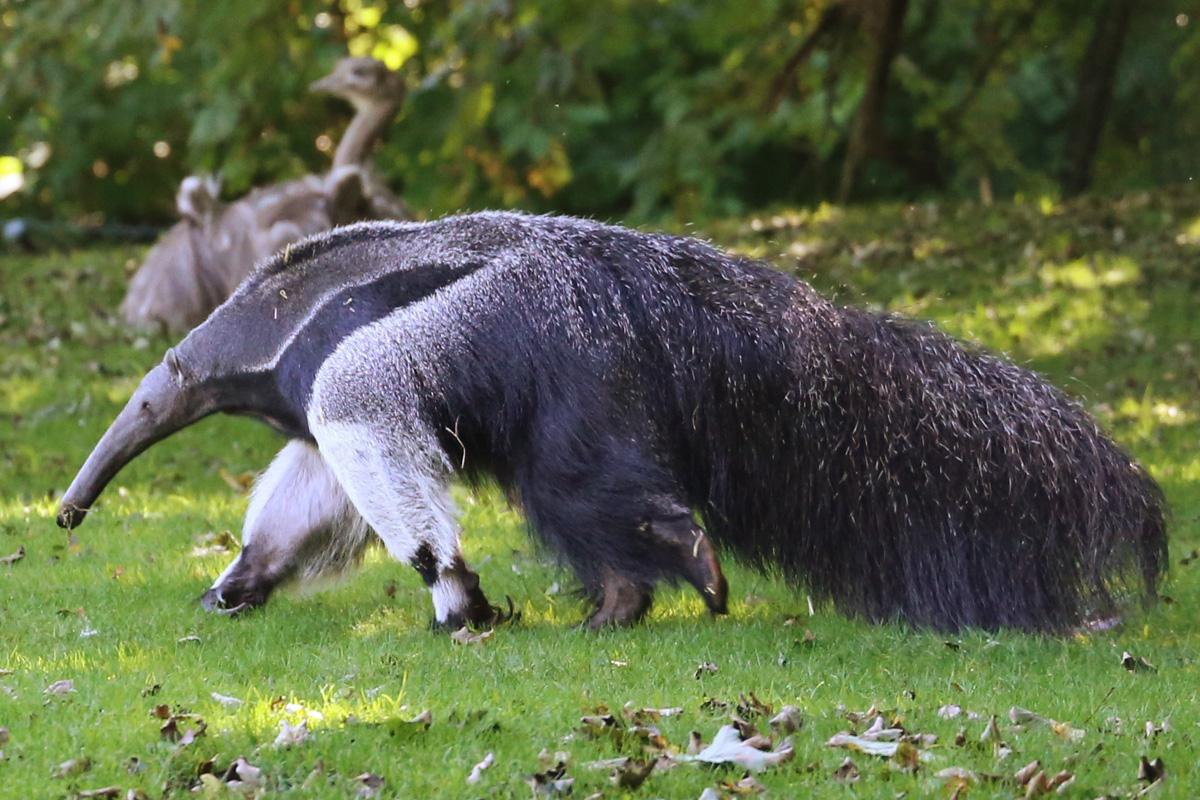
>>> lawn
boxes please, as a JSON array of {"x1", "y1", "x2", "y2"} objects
[{"x1": 2, "y1": 188, "x2": 1198, "y2": 798}]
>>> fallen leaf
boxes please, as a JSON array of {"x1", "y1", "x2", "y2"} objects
[
  {"x1": 622, "y1": 702, "x2": 683, "y2": 724},
  {"x1": 176, "y1": 635, "x2": 201, "y2": 645},
  {"x1": 860, "y1": 715, "x2": 903, "y2": 741},
  {"x1": 1122, "y1": 651, "x2": 1156, "y2": 672},
  {"x1": 75, "y1": 788, "x2": 120, "y2": 799},
  {"x1": 160, "y1": 713, "x2": 206, "y2": 746},
  {"x1": 211, "y1": 692, "x2": 243, "y2": 708},
  {"x1": 52, "y1": 756, "x2": 91, "y2": 778},
  {"x1": 891, "y1": 740, "x2": 922, "y2": 771},
  {"x1": 695, "y1": 662, "x2": 719, "y2": 679},
  {"x1": 698, "y1": 789, "x2": 721, "y2": 800},
  {"x1": 0, "y1": 546, "x2": 25, "y2": 566},
  {"x1": 218, "y1": 469, "x2": 256, "y2": 493},
  {"x1": 1008, "y1": 707, "x2": 1085, "y2": 742},
  {"x1": 610, "y1": 758, "x2": 655, "y2": 789},
  {"x1": 45, "y1": 679, "x2": 75, "y2": 696},
  {"x1": 720, "y1": 773, "x2": 766, "y2": 794},
  {"x1": 1144, "y1": 719, "x2": 1169, "y2": 738},
  {"x1": 1138, "y1": 755, "x2": 1165, "y2": 783},
  {"x1": 684, "y1": 725, "x2": 794, "y2": 771},
  {"x1": 768, "y1": 705, "x2": 802, "y2": 734},
  {"x1": 450, "y1": 627, "x2": 493, "y2": 645},
  {"x1": 1014, "y1": 759, "x2": 1041, "y2": 784},
  {"x1": 937, "y1": 704, "x2": 963, "y2": 719},
  {"x1": 383, "y1": 709, "x2": 431, "y2": 740},
  {"x1": 466, "y1": 752, "x2": 494, "y2": 784},
  {"x1": 832, "y1": 756, "x2": 859, "y2": 783},
  {"x1": 274, "y1": 719, "x2": 309, "y2": 748},
  {"x1": 736, "y1": 692, "x2": 773, "y2": 718},
  {"x1": 353, "y1": 772, "x2": 384, "y2": 798},
  {"x1": 222, "y1": 757, "x2": 264, "y2": 790},
  {"x1": 528, "y1": 761, "x2": 573, "y2": 796}
]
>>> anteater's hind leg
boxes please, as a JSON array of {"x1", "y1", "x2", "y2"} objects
[
  {"x1": 517, "y1": 424, "x2": 729, "y2": 628},
  {"x1": 202, "y1": 440, "x2": 372, "y2": 614}
]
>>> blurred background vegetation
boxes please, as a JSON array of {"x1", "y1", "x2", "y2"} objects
[{"x1": 1, "y1": 0, "x2": 1197, "y2": 226}]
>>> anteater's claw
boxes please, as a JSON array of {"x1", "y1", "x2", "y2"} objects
[{"x1": 489, "y1": 595, "x2": 520, "y2": 626}]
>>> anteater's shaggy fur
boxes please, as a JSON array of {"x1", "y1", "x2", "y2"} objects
[{"x1": 414, "y1": 217, "x2": 1167, "y2": 631}]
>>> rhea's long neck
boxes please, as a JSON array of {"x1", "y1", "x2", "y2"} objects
[{"x1": 333, "y1": 100, "x2": 399, "y2": 169}]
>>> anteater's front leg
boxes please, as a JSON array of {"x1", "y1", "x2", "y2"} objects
[{"x1": 202, "y1": 440, "x2": 371, "y2": 613}]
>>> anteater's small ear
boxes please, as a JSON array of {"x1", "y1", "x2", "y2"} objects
[{"x1": 164, "y1": 348, "x2": 189, "y2": 385}]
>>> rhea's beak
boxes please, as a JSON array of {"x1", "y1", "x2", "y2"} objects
[
  {"x1": 309, "y1": 73, "x2": 342, "y2": 95},
  {"x1": 57, "y1": 359, "x2": 208, "y2": 529}
]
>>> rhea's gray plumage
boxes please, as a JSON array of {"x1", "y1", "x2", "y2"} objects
[
  {"x1": 120, "y1": 57, "x2": 410, "y2": 333},
  {"x1": 61, "y1": 212, "x2": 1167, "y2": 632}
]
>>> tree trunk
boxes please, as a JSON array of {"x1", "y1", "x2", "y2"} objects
[
  {"x1": 837, "y1": 0, "x2": 909, "y2": 203},
  {"x1": 1060, "y1": 0, "x2": 1136, "y2": 197}
]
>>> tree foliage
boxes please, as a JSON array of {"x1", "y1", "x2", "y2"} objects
[{"x1": 1, "y1": 0, "x2": 1197, "y2": 224}]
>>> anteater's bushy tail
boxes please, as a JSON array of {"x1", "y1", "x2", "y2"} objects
[{"x1": 698, "y1": 305, "x2": 1167, "y2": 632}]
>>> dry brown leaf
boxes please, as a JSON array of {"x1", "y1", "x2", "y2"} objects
[
  {"x1": 695, "y1": 662, "x2": 719, "y2": 679},
  {"x1": 528, "y1": 761, "x2": 573, "y2": 796},
  {"x1": 1014, "y1": 759, "x2": 1041, "y2": 785},
  {"x1": 736, "y1": 692, "x2": 772, "y2": 718},
  {"x1": 833, "y1": 756, "x2": 860, "y2": 783},
  {"x1": 891, "y1": 740, "x2": 921, "y2": 771},
  {"x1": 609, "y1": 758, "x2": 655, "y2": 790},
  {"x1": 1138, "y1": 755, "x2": 1165, "y2": 783},
  {"x1": 768, "y1": 705, "x2": 802, "y2": 734},
  {"x1": 75, "y1": 788, "x2": 120, "y2": 799},
  {"x1": 52, "y1": 756, "x2": 91, "y2": 778},
  {"x1": 353, "y1": 772, "x2": 384, "y2": 798},
  {"x1": 0, "y1": 546, "x2": 25, "y2": 566},
  {"x1": 1122, "y1": 651, "x2": 1157, "y2": 673},
  {"x1": 159, "y1": 713, "x2": 206, "y2": 746},
  {"x1": 450, "y1": 626, "x2": 493, "y2": 645},
  {"x1": 721, "y1": 773, "x2": 766, "y2": 794},
  {"x1": 622, "y1": 702, "x2": 683, "y2": 723}
]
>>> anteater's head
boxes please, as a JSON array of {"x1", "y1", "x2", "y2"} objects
[
  {"x1": 57, "y1": 261, "x2": 314, "y2": 531},
  {"x1": 56, "y1": 345, "x2": 226, "y2": 530}
]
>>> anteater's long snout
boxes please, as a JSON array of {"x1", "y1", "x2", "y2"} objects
[{"x1": 57, "y1": 361, "x2": 204, "y2": 529}]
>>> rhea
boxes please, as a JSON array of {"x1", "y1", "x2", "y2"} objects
[
  {"x1": 121, "y1": 57, "x2": 410, "y2": 333},
  {"x1": 61, "y1": 213, "x2": 1167, "y2": 632}
]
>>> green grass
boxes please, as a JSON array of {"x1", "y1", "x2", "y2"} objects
[{"x1": 2, "y1": 188, "x2": 1199, "y2": 798}]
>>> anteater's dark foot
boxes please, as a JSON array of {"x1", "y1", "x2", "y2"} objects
[
  {"x1": 686, "y1": 529, "x2": 728, "y2": 615},
  {"x1": 200, "y1": 550, "x2": 278, "y2": 616},
  {"x1": 650, "y1": 516, "x2": 729, "y2": 615},
  {"x1": 585, "y1": 572, "x2": 653, "y2": 630},
  {"x1": 430, "y1": 557, "x2": 517, "y2": 631},
  {"x1": 199, "y1": 585, "x2": 270, "y2": 616}
]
